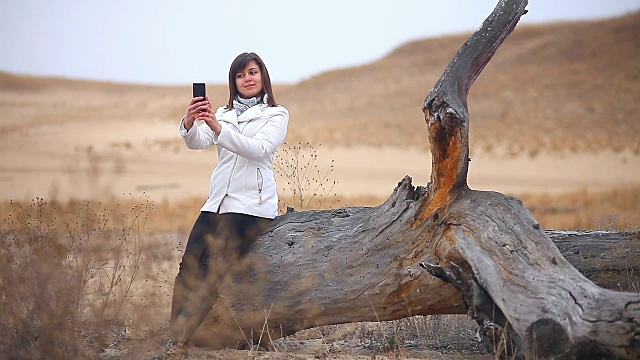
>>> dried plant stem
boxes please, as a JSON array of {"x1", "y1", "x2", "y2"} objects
[{"x1": 274, "y1": 142, "x2": 337, "y2": 211}]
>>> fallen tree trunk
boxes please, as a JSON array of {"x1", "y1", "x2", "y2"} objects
[
  {"x1": 549, "y1": 230, "x2": 639, "y2": 293},
  {"x1": 192, "y1": 0, "x2": 640, "y2": 357},
  {"x1": 193, "y1": 181, "x2": 639, "y2": 354}
]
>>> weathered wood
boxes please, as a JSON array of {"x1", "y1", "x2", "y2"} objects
[
  {"x1": 191, "y1": 0, "x2": 640, "y2": 357},
  {"x1": 193, "y1": 178, "x2": 470, "y2": 347},
  {"x1": 426, "y1": 190, "x2": 640, "y2": 358},
  {"x1": 413, "y1": 0, "x2": 528, "y2": 226},
  {"x1": 550, "y1": 230, "x2": 640, "y2": 292}
]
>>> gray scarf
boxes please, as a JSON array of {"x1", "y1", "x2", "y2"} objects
[{"x1": 233, "y1": 95, "x2": 262, "y2": 116}]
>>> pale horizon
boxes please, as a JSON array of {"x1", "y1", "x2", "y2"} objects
[{"x1": 1, "y1": 0, "x2": 639, "y2": 85}]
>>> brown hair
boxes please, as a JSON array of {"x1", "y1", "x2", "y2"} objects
[{"x1": 226, "y1": 52, "x2": 277, "y2": 108}]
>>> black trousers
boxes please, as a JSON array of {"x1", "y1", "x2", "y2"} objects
[{"x1": 170, "y1": 211, "x2": 271, "y2": 344}]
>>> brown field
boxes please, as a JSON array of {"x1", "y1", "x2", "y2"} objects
[{"x1": 1, "y1": 12, "x2": 639, "y2": 359}]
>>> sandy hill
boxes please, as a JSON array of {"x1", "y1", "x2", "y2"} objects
[
  {"x1": 278, "y1": 12, "x2": 640, "y2": 154},
  {"x1": 1, "y1": 12, "x2": 638, "y2": 156}
]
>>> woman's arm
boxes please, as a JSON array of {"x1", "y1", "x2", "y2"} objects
[
  {"x1": 214, "y1": 107, "x2": 289, "y2": 161},
  {"x1": 179, "y1": 118, "x2": 216, "y2": 150},
  {"x1": 179, "y1": 97, "x2": 223, "y2": 150}
]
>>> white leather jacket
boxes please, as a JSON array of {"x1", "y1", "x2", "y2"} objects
[{"x1": 179, "y1": 102, "x2": 289, "y2": 219}]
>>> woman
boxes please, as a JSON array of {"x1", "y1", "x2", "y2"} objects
[{"x1": 169, "y1": 52, "x2": 289, "y2": 352}]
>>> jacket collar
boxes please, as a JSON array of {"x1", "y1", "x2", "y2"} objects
[
  {"x1": 218, "y1": 103, "x2": 267, "y2": 127},
  {"x1": 237, "y1": 103, "x2": 265, "y2": 123},
  {"x1": 235, "y1": 93, "x2": 269, "y2": 123}
]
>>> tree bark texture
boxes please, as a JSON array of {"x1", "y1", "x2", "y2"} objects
[{"x1": 192, "y1": 0, "x2": 640, "y2": 357}]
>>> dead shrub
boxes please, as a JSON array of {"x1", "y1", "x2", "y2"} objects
[{"x1": 0, "y1": 196, "x2": 154, "y2": 359}]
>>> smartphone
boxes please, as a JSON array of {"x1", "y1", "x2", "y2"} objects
[{"x1": 192, "y1": 82, "x2": 206, "y2": 101}]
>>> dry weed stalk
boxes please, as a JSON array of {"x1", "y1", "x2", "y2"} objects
[
  {"x1": 274, "y1": 142, "x2": 337, "y2": 211},
  {"x1": 0, "y1": 196, "x2": 153, "y2": 359}
]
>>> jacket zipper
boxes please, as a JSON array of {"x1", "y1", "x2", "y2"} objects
[
  {"x1": 223, "y1": 119, "x2": 246, "y2": 199},
  {"x1": 224, "y1": 155, "x2": 239, "y2": 196},
  {"x1": 223, "y1": 119, "x2": 265, "y2": 205},
  {"x1": 257, "y1": 168, "x2": 263, "y2": 204}
]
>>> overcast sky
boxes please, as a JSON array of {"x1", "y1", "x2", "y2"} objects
[{"x1": 1, "y1": 0, "x2": 638, "y2": 85}]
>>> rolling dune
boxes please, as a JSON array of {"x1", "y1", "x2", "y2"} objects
[{"x1": 0, "y1": 13, "x2": 638, "y2": 205}]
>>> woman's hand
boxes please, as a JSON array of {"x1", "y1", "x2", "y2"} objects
[
  {"x1": 183, "y1": 96, "x2": 212, "y2": 131},
  {"x1": 199, "y1": 96, "x2": 221, "y2": 134},
  {"x1": 202, "y1": 113, "x2": 222, "y2": 135}
]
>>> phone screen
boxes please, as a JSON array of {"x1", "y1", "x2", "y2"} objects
[{"x1": 192, "y1": 83, "x2": 206, "y2": 100}]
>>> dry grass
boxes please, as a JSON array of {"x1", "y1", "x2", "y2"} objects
[
  {"x1": 519, "y1": 185, "x2": 640, "y2": 231},
  {"x1": 0, "y1": 186, "x2": 637, "y2": 359},
  {"x1": 273, "y1": 315, "x2": 487, "y2": 358},
  {"x1": 4, "y1": 185, "x2": 634, "y2": 235},
  {"x1": 0, "y1": 197, "x2": 175, "y2": 359}
]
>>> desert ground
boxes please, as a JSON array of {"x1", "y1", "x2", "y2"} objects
[{"x1": 1, "y1": 12, "x2": 639, "y2": 359}]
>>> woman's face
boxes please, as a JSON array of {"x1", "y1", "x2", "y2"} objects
[{"x1": 235, "y1": 60, "x2": 263, "y2": 98}]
